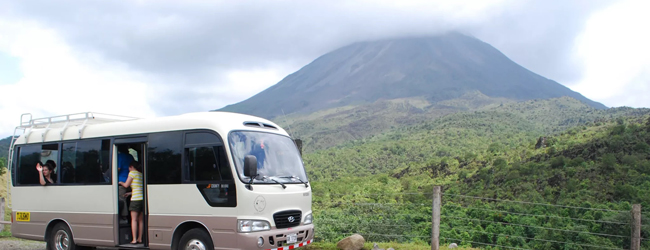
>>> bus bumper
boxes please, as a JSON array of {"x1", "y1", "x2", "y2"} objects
[{"x1": 238, "y1": 224, "x2": 314, "y2": 250}]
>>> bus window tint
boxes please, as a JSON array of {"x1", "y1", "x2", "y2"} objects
[
  {"x1": 61, "y1": 142, "x2": 76, "y2": 183},
  {"x1": 186, "y1": 146, "x2": 232, "y2": 182},
  {"x1": 62, "y1": 140, "x2": 106, "y2": 184},
  {"x1": 17, "y1": 145, "x2": 41, "y2": 185},
  {"x1": 148, "y1": 132, "x2": 182, "y2": 184},
  {"x1": 100, "y1": 140, "x2": 111, "y2": 182}
]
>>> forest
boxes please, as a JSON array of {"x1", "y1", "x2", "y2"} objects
[{"x1": 297, "y1": 98, "x2": 650, "y2": 249}]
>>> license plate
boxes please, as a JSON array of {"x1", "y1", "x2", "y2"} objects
[
  {"x1": 16, "y1": 212, "x2": 30, "y2": 222},
  {"x1": 286, "y1": 233, "x2": 297, "y2": 244}
]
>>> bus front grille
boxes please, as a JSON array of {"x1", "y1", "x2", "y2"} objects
[{"x1": 273, "y1": 210, "x2": 302, "y2": 229}]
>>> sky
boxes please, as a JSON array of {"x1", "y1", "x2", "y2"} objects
[{"x1": 0, "y1": 0, "x2": 649, "y2": 138}]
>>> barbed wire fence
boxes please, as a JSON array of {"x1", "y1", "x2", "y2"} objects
[{"x1": 313, "y1": 187, "x2": 648, "y2": 250}]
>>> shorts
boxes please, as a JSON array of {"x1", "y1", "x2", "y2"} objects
[{"x1": 129, "y1": 200, "x2": 143, "y2": 212}]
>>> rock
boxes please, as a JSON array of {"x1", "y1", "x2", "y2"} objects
[
  {"x1": 535, "y1": 136, "x2": 547, "y2": 149},
  {"x1": 449, "y1": 243, "x2": 458, "y2": 248},
  {"x1": 372, "y1": 243, "x2": 384, "y2": 250},
  {"x1": 336, "y1": 234, "x2": 365, "y2": 250}
]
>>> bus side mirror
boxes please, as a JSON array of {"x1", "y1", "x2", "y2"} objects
[{"x1": 244, "y1": 155, "x2": 257, "y2": 177}]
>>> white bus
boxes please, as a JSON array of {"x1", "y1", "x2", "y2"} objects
[{"x1": 7, "y1": 112, "x2": 314, "y2": 250}]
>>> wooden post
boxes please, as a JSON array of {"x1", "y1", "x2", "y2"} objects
[
  {"x1": 1, "y1": 197, "x2": 5, "y2": 231},
  {"x1": 631, "y1": 204, "x2": 641, "y2": 250},
  {"x1": 431, "y1": 186, "x2": 441, "y2": 250}
]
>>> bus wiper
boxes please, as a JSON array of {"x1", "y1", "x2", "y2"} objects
[
  {"x1": 246, "y1": 175, "x2": 258, "y2": 190},
  {"x1": 276, "y1": 176, "x2": 309, "y2": 187},
  {"x1": 262, "y1": 176, "x2": 287, "y2": 189}
]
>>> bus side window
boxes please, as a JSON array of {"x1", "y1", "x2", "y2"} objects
[
  {"x1": 62, "y1": 142, "x2": 77, "y2": 183},
  {"x1": 17, "y1": 145, "x2": 41, "y2": 185},
  {"x1": 184, "y1": 131, "x2": 236, "y2": 207},
  {"x1": 185, "y1": 146, "x2": 233, "y2": 182},
  {"x1": 148, "y1": 131, "x2": 183, "y2": 184}
]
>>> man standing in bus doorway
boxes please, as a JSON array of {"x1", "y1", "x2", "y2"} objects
[{"x1": 117, "y1": 145, "x2": 134, "y2": 219}]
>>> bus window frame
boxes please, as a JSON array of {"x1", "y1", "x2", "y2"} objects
[
  {"x1": 182, "y1": 130, "x2": 234, "y2": 185},
  {"x1": 12, "y1": 138, "x2": 114, "y2": 186},
  {"x1": 227, "y1": 130, "x2": 307, "y2": 185}
]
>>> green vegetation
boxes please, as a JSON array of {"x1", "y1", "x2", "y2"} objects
[
  {"x1": 305, "y1": 242, "x2": 477, "y2": 250},
  {"x1": 0, "y1": 157, "x2": 5, "y2": 177},
  {"x1": 302, "y1": 99, "x2": 650, "y2": 249},
  {"x1": 0, "y1": 137, "x2": 10, "y2": 159}
]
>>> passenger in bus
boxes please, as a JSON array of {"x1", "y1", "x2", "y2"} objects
[
  {"x1": 117, "y1": 145, "x2": 134, "y2": 217},
  {"x1": 35, "y1": 161, "x2": 56, "y2": 185},
  {"x1": 60, "y1": 161, "x2": 75, "y2": 183},
  {"x1": 251, "y1": 139, "x2": 267, "y2": 169},
  {"x1": 118, "y1": 161, "x2": 144, "y2": 244}
]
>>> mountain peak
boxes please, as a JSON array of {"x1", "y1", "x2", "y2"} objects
[{"x1": 220, "y1": 33, "x2": 605, "y2": 118}]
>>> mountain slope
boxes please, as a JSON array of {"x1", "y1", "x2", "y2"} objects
[
  {"x1": 220, "y1": 32, "x2": 606, "y2": 119},
  {"x1": 279, "y1": 96, "x2": 630, "y2": 153}
]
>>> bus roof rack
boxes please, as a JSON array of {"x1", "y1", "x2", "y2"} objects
[
  {"x1": 13, "y1": 112, "x2": 140, "y2": 143},
  {"x1": 7, "y1": 112, "x2": 139, "y2": 172}
]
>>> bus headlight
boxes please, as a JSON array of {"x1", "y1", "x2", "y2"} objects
[
  {"x1": 303, "y1": 213, "x2": 313, "y2": 225},
  {"x1": 238, "y1": 220, "x2": 271, "y2": 232}
]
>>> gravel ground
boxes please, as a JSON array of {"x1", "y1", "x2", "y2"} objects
[
  {"x1": 0, "y1": 238, "x2": 120, "y2": 250},
  {"x1": 0, "y1": 238, "x2": 131, "y2": 250},
  {"x1": 0, "y1": 238, "x2": 46, "y2": 250}
]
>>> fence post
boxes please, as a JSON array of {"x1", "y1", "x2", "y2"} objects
[
  {"x1": 1, "y1": 197, "x2": 5, "y2": 231},
  {"x1": 631, "y1": 204, "x2": 641, "y2": 250},
  {"x1": 431, "y1": 186, "x2": 441, "y2": 250}
]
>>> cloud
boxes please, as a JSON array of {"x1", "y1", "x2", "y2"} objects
[
  {"x1": 0, "y1": 0, "x2": 648, "y2": 137},
  {"x1": 569, "y1": 0, "x2": 650, "y2": 108},
  {"x1": 0, "y1": 20, "x2": 156, "y2": 137}
]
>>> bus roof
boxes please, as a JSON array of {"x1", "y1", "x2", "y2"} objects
[{"x1": 12, "y1": 111, "x2": 288, "y2": 145}]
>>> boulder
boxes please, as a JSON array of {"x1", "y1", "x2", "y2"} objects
[
  {"x1": 336, "y1": 234, "x2": 365, "y2": 250},
  {"x1": 449, "y1": 243, "x2": 458, "y2": 248},
  {"x1": 372, "y1": 243, "x2": 384, "y2": 250}
]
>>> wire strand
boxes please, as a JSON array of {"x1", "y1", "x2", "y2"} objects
[
  {"x1": 441, "y1": 237, "x2": 532, "y2": 250},
  {"x1": 317, "y1": 219, "x2": 415, "y2": 228},
  {"x1": 314, "y1": 201, "x2": 430, "y2": 207},
  {"x1": 443, "y1": 193, "x2": 629, "y2": 213},
  {"x1": 316, "y1": 192, "x2": 433, "y2": 197},
  {"x1": 317, "y1": 212, "x2": 431, "y2": 219},
  {"x1": 450, "y1": 205, "x2": 629, "y2": 225},
  {"x1": 332, "y1": 232, "x2": 429, "y2": 238},
  {"x1": 443, "y1": 215, "x2": 630, "y2": 239},
  {"x1": 461, "y1": 229, "x2": 625, "y2": 250}
]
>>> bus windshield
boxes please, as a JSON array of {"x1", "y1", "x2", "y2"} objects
[{"x1": 229, "y1": 131, "x2": 308, "y2": 184}]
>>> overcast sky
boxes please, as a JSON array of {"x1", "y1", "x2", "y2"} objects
[{"x1": 1, "y1": 0, "x2": 649, "y2": 138}]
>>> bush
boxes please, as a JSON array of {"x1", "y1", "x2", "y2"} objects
[{"x1": 0, "y1": 157, "x2": 6, "y2": 176}]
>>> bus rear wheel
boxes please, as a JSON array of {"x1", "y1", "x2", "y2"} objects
[
  {"x1": 178, "y1": 228, "x2": 213, "y2": 250},
  {"x1": 47, "y1": 223, "x2": 76, "y2": 250}
]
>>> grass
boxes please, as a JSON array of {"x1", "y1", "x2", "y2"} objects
[
  {"x1": 304, "y1": 242, "x2": 477, "y2": 250},
  {"x1": 1, "y1": 171, "x2": 11, "y2": 235}
]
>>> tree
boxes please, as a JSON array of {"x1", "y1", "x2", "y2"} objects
[{"x1": 0, "y1": 157, "x2": 6, "y2": 176}]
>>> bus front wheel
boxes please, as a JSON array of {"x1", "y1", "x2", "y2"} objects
[
  {"x1": 178, "y1": 228, "x2": 213, "y2": 250},
  {"x1": 47, "y1": 223, "x2": 76, "y2": 250}
]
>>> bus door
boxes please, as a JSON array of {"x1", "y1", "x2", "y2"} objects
[{"x1": 113, "y1": 138, "x2": 148, "y2": 247}]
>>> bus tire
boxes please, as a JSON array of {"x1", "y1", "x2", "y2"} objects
[
  {"x1": 178, "y1": 228, "x2": 213, "y2": 250},
  {"x1": 47, "y1": 222, "x2": 77, "y2": 250}
]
